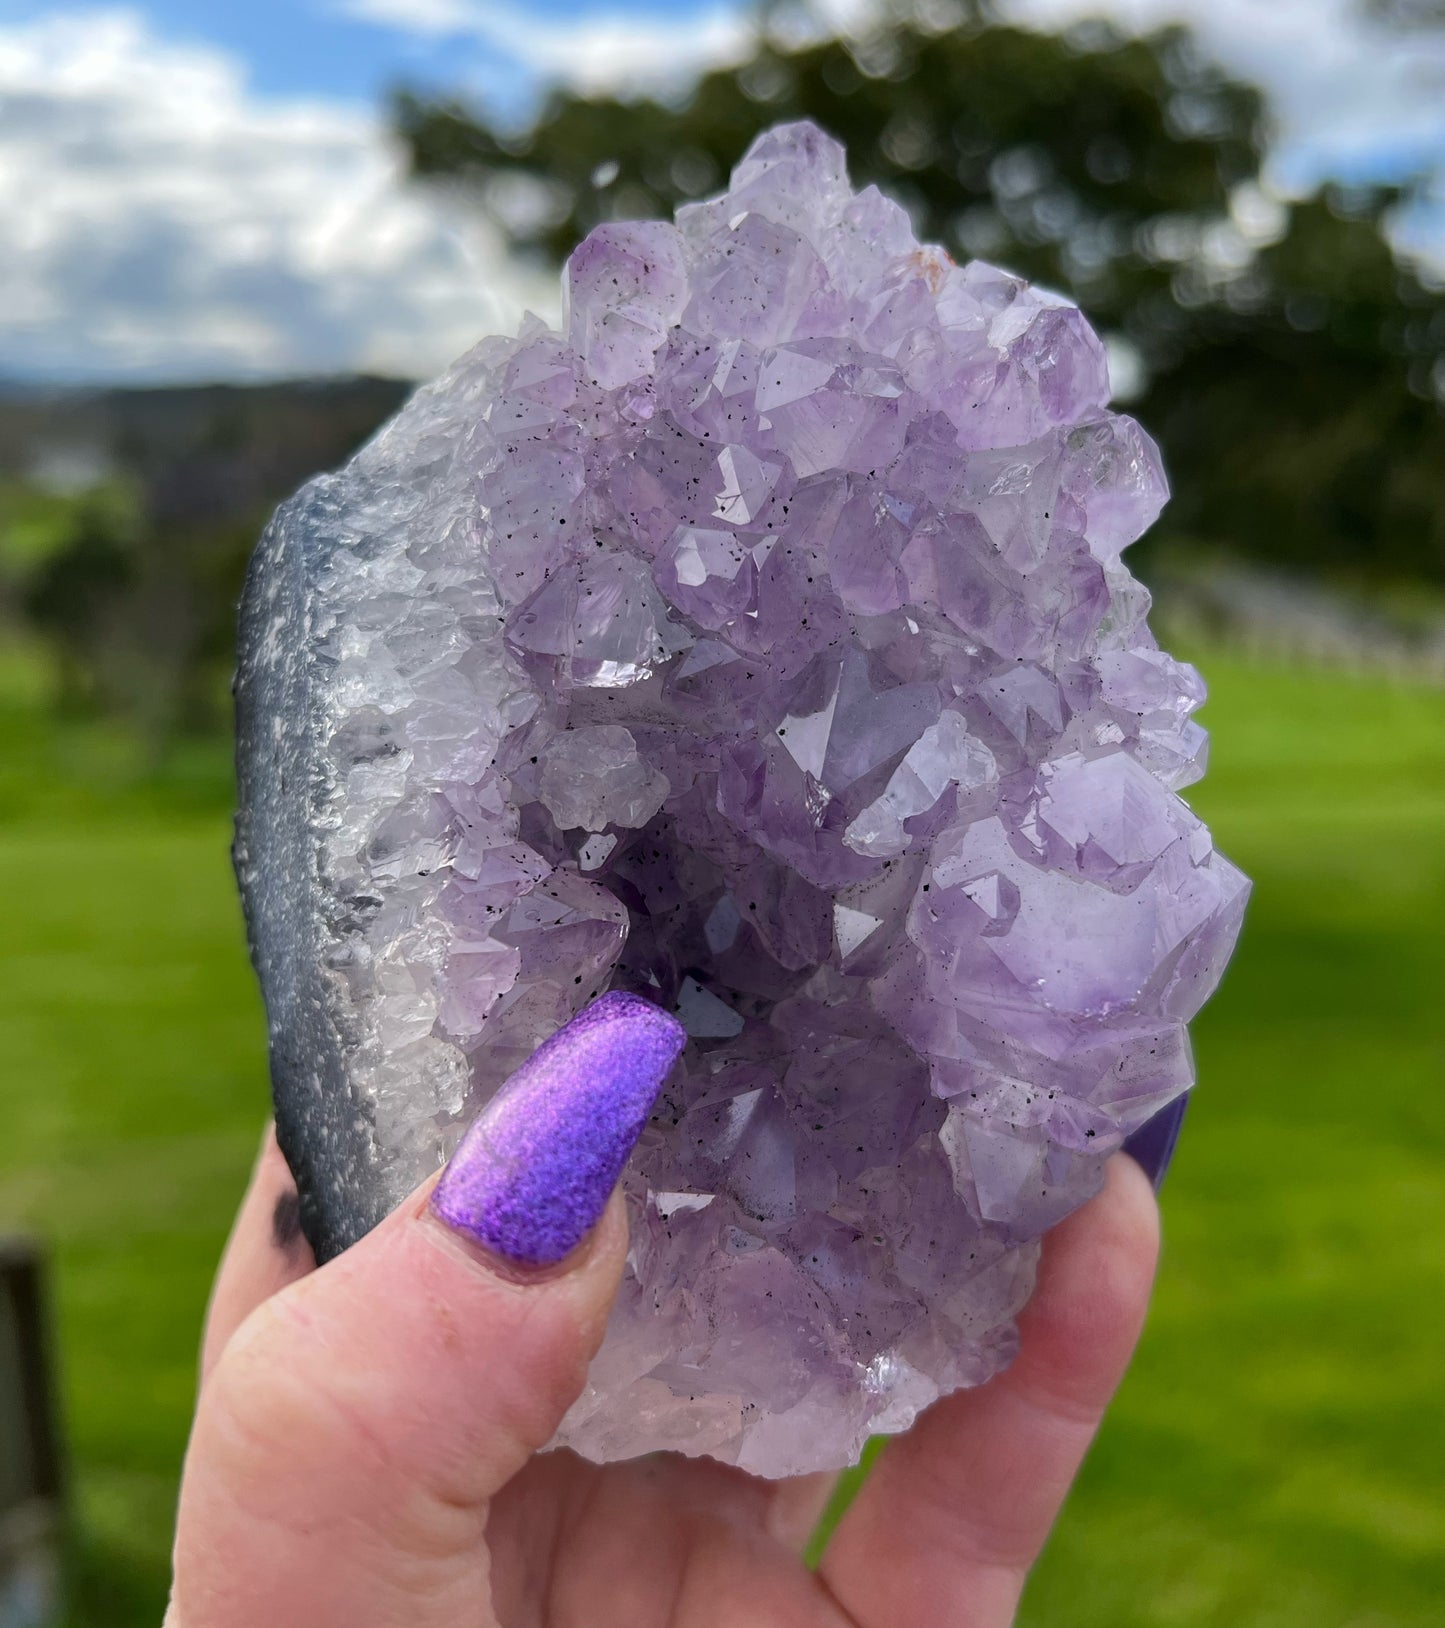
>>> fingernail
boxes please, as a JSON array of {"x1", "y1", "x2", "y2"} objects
[
  {"x1": 1122, "y1": 1094, "x2": 1189, "y2": 1192},
  {"x1": 431, "y1": 991, "x2": 687, "y2": 1267}
]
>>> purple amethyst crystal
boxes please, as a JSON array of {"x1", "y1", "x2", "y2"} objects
[{"x1": 234, "y1": 121, "x2": 1248, "y2": 1475}]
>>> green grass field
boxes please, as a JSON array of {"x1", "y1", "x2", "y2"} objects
[{"x1": 1, "y1": 647, "x2": 1442, "y2": 1626}]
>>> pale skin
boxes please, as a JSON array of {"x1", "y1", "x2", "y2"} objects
[{"x1": 168, "y1": 1129, "x2": 1160, "y2": 1628}]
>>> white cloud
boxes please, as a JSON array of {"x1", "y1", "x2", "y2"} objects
[
  {"x1": 1008, "y1": 0, "x2": 1445, "y2": 193},
  {"x1": 0, "y1": 8, "x2": 557, "y2": 383},
  {"x1": 482, "y1": 6, "x2": 754, "y2": 95},
  {"x1": 343, "y1": 0, "x2": 481, "y2": 32},
  {"x1": 339, "y1": 0, "x2": 757, "y2": 98}
]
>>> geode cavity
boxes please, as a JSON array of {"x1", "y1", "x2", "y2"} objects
[{"x1": 235, "y1": 121, "x2": 1248, "y2": 1476}]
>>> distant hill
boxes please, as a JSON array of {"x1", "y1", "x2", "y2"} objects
[
  {"x1": 0, "y1": 376, "x2": 415, "y2": 528},
  {"x1": 0, "y1": 376, "x2": 420, "y2": 735}
]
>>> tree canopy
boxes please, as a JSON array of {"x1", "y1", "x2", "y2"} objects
[{"x1": 397, "y1": 3, "x2": 1445, "y2": 588}]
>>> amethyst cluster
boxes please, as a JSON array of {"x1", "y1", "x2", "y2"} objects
[{"x1": 235, "y1": 121, "x2": 1248, "y2": 1475}]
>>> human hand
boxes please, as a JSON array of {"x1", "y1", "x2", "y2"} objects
[{"x1": 169, "y1": 995, "x2": 1160, "y2": 1628}]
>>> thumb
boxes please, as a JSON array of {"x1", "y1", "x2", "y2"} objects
[{"x1": 170, "y1": 992, "x2": 685, "y2": 1628}]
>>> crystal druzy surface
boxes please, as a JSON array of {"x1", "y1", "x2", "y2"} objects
[{"x1": 235, "y1": 121, "x2": 1249, "y2": 1476}]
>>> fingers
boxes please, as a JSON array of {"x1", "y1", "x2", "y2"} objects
[
  {"x1": 200, "y1": 1124, "x2": 315, "y2": 1383},
  {"x1": 171, "y1": 993, "x2": 685, "y2": 1628},
  {"x1": 490, "y1": 1452, "x2": 856, "y2": 1628},
  {"x1": 767, "y1": 1471, "x2": 841, "y2": 1553},
  {"x1": 175, "y1": 1189, "x2": 631, "y2": 1628},
  {"x1": 818, "y1": 1154, "x2": 1160, "y2": 1628}
]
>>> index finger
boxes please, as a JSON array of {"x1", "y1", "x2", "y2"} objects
[{"x1": 200, "y1": 1122, "x2": 316, "y2": 1383}]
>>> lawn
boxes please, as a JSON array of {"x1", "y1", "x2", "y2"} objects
[
  {"x1": 1020, "y1": 657, "x2": 1445, "y2": 1627},
  {"x1": 1, "y1": 647, "x2": 1442, "y2": 1627}
]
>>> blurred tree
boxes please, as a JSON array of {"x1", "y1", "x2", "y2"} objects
[
  {"x1": 15, "y1": 486, "x2": 138, "y2": 715},
  {"x1": 396, "y1": 0, "x2": 1445, "y2": 587},
  {"x1": 1, "y1": 378, "x2": 410, "y2": 742},
  {"x1": 399, "y1": 4, "x2": 1266, "y2": 374}
]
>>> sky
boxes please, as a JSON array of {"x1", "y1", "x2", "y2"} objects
[{"x1": 0, "y1": 0, "x2": 1442, "y2": 386}]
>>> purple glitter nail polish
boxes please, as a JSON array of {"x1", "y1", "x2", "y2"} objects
[
  {"x1": 430, "y1": 991, "x2": 687, "y2": 1266},
  {"x1": 1122, "y1": 1094, "x2": 1189, "y2": 1191}
]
